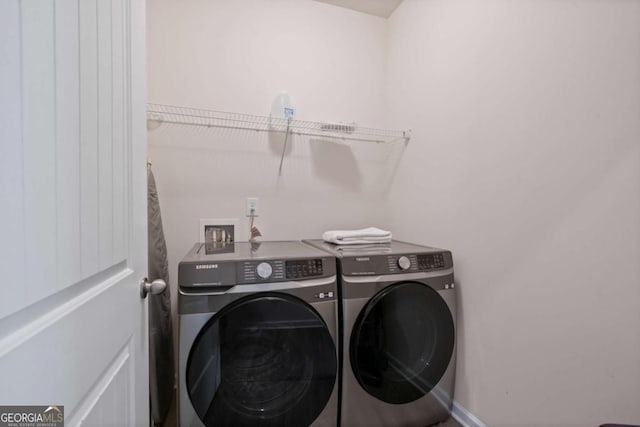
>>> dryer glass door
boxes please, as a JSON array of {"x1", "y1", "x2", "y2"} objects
[
  {"x1": 186, "y1": 293, "x2": 337, "y2": 427},
  {"x1": 350, "y1": 281, "x2": 454, "y2": 404}
]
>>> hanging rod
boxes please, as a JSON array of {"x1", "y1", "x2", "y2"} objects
[{"x1": 146, "y1": 103, "x2": 411, "y2": 144}]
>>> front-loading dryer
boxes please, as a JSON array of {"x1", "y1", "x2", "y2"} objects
[
  {"x1": 303, "y1": 240, "x2": 456, "y2": 427},
  {"x1": 178, "y1": 241, "x2": 339, "y2": 427}
]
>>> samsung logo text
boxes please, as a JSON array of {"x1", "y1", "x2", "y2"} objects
[{"x1": 196, "y1": 264, "x2": 218, "y2": 270}]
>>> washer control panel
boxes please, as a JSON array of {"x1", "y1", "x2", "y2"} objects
[
  {"x1": 179, "y1": 242, "x2": 336, "y2": 288},
  {"x1": 238, "y1": 258, "x2": 325, "y2": 283},
  {"x1": 285, "y1": 259, "x2": 324, "y2": 279},
  {"x1": 240, "y1": 260, "x2": 285, "y2": 283},
  {"x1": 256, "y1": 262, "x2": 273, "y2": 279}
]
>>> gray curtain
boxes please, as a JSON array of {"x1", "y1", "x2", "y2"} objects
[{"x1": 148, "y1": 166, "x2": 175, "y2": 426}]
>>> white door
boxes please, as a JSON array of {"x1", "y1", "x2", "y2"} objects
[{"x1": 0, "y1": 0, "x2": 148, "y2": 426}]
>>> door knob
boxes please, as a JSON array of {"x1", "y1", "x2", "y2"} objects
[{"x1": 140, "y1": 278, "x2": 166, "y2": 298}]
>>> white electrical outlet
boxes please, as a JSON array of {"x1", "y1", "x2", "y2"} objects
[{"x1": 246, "y1": 197, "x2": 259, "y2": 217}]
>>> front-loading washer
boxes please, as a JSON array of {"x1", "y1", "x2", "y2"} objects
[
  {"x1": 178, "y1": 241, "x2": 339, "y2": 427},
  {"x1": 303, "y1": 240, "x2": 456, "y2": 427}
]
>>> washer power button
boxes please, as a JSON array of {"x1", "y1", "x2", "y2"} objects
[{"x1": 256, "y1": 262, "x2": 273, "y2": 279}]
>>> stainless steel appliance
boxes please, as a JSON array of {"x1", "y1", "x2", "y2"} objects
[
  {"x1": 303, "y1": 240, "x2": 456, "y2": 427},
  {"x1": 178, "y1": 241, "x2": 339, "y2": 427}
]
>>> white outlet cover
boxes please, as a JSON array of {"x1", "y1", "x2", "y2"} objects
[
  {"x1": 246, "y1": 197, "x2": 259, "y2": 217},
  {"x1": 199, "y1": 218, "x2": 239, "y2": 243}
]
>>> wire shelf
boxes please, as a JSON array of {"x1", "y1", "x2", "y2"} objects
[{"x1": 146, "y1": 103, "x2": 411, "y2": 144}]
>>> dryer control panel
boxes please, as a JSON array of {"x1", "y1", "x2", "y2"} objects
[
  {"x1": 341, "y1": 251, "x2": 452, "y2": 276},
  {"x1": 387, "y1": 255, "x2": 418, "y2": 274},
  {"x1": 387, "y1": 254, "x2": 445, "y2": 273},
  {"x1": 418, "y1": 253, "x2": 446, "y2": 270}
]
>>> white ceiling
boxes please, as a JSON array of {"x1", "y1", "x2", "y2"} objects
[{"x1": 313, "y1": 0, "x2": 403, "y2": 19}]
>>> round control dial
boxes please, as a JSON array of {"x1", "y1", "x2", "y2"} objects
[
  {"x1": 256, "y1": 262, "x2": 273, "y2": 279},
  {"x1": 397, "y1": 256, "x2": 411, "y2": 270}
]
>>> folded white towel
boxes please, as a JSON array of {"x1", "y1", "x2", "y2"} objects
[{"x1": 322, "y1": 227, "x2": 392, "y2": 245}]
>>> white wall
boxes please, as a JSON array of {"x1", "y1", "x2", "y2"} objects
[
  {"x1": 386, "y1": 1, "x2": 640, "y2": 426},
  {"x1": 147, "y1": 0, "x2": 399, "y2": 350}
]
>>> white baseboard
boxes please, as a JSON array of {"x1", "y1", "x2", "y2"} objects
[{"x1": 451, "y1": 401, "x2": 488, "y2": 427}]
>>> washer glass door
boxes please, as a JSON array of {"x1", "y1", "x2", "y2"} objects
[
  {"x1": 350, "y1": 281, "x2": 454, "y2": 404},
  {"x1": 186, "y1": 293, "x2": 337, "y2": 427}
]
